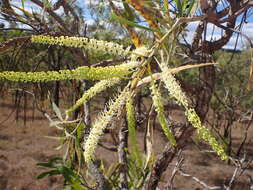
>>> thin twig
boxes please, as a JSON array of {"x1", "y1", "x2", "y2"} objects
[
  {"x1": 88, "y1": 161, "x2": 108, "y2": 190},
  {"x1": 137, "y1": 62, "x2": 218, "y2": 88},
  {"x1": 165, "y1": 150, "x2": 184, "y2": 190},
  {"x1": 147, "y1": 144, "x2": 177, "y2": 190},
  {"x1": 92, "y1": 57, "x2": 128, "y2": 67},
  {"x1": 0, "y1": 27, "x2": 34, "y2": 32},
  {"x1": 30, "y1": 0, "x2": 72, "y2": 34},
  {"x1": 178, "y1": 169, "x2": 222, "y2": 190},
  {"x1": 118, "y1": 116, "x2": 129, "y2": 190},
  {"x1": 98, "y1": 142, "x2": 117, "y2": 152}
]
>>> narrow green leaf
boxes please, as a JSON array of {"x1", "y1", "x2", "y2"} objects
[
  {"x1": 63, "y1": 186, "x2": 72, "y2": 190},
  {"x1": 123, "y1": 2, "x2": 135, "y2": 21},
  {"x1": 43, "y1": 0, "x2": 51, "y2": 8},
  {"x1": 52, "y1": 102, "x2": 63, "y2": 121},
  {"x1": 49, "y1": 157, "x2": 62, "y2": 162},
  {"x1": 36, "y1": 170, "x2": 61, "y2": 179},
  {"x1": 36, "y1": 157, "x2": 62, "y2": 168},
  {"x1": 111, "y1": 13, "x2": 157, "y2": 32},
  {"x1": 60, "y1": 167, "x2": 84, "y2": 190},
  {"x1": 77, "y1": 124, "x2": 85, "y2": 140},
  {"x1": 174, "y1": 0, "x2": 182, "y2": 16},
  {"x1": 182, "y1": 0, "x2": 188, "y2": 10},
  {"x1": 69, "y1": 181, "x2": 84, "y2": 190},
  {"x1": 150, "y1": 83, "x2": 177, "y2": 146},
  {"x1": 21, "y1": 0, "x2": 25, "y2": 9},
  {"x1": 37, "y1": 162, "x2": 56, "y2": 168},
  {"x1": 185, "y1": 0, "x2": 196, "y2": 16},
  {"x1": 12, "y1": 4, "x2": 34, "y2": 17},
  {"x1": 126, "y1": 98, "x2": 143, "y2": 169}
]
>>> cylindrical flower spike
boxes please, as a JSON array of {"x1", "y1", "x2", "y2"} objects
[
  {"x1": 186, "y1": 109, "x2": 228, "y2": 160},
  {"x1": 31, "y1": 35, "x2": 131, "y2": 57},
  {"x1": 0, "y1": 61, "x2": 140, "y2": 82},
  {"x1": 161, "y1": 72, "x2": 189, "y2": 108},
  {"x1": 66, "y1": 78, "x2": 121, "y2": 117},
  {"x1": 159, "y1": 62, "x2": 228, "y2": 160},
  {"x1": 83, "y1": 89, "x2": 130, "y2": 163}
]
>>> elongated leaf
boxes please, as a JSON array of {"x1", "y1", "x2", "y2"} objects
[
  {"x1": 63, "y1": 186, "x2": 72, "y2": 190},
  {"x1": 111, "y1": 13, "x2": 156, "y2": 32},
  {"x1": 68, "y1": 180, "x2": 84, "y2": 190},
  {"x1": 126, "y1": 98, "x2": 142, "y2": 168},
  {"x1": 163, "y1": 0, "x2": 169, "y2": 15},
  {"x1": 60, "y1": 167, "x2": 84, "y2": 190},
  {"x1": 43, "y1": 0, "x2": 51, "y2": 8},
  {"x1": 11, "y1": 5, "x2": 34, "y2": 18},
  {"x1": 49, "y1": 157, "x2": 62, "y2": 162},
  {"x1": 189, "y1": 0, "x2": 199, "y2": 16},
  {"x1": 123, "y1": 2, "x2": 135, "y2": 21},
  {"x1": 247, "y1": 48, "x2": 253, "y2": 90},
  {"x1": 150, "y1": 83, "x2": 176, "y2": 146},
  {"x1": 21, "y1": 0, "x2": 25, "y2": 9},
  {"x1": 37, "y1": 162, "x2": 57, "y2": 168},
  {"x1": 44, "y1": 135, "x2": 66, "y2": 141},
  {"x1": 185, "y1": 0, "x2": 196, "y2": 16},
  {"x1": 37, "y1": 170, "x2": 61, "y2": 179},
  {"x1": 174, "y1": 0, "x2": 182, "y2": 16},
  {"x1": 37, "y1": 157, "x2": 62, "y2": 168},
  {"x1": 77, "y1": 124, "x2": 85, "y2": 140},
  {"x1": 52, "y1": 102, "x2": 63, "y2": 121}
]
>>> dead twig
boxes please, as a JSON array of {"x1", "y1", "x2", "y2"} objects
[
  {"x1": 88, "y1": 161, "x2": 108, "y2": 190},
  {"x1": 0, "y1": 36, "x2": 30, "y2": 52},
  {"x1": 147, "y1": 144, "x2": 178, "y2": 190},
  {"x1": 178, "y1": 169, "x2": 222, "y2": 190},
  {"x1": 117, "y1": 115, "x2": 129, "y2": 190},
  {"x1": 165, "y1": 150, "x2": 184, "y2": 190}
]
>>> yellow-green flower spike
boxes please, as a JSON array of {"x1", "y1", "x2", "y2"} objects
[
  {"x1": 159, "y1": 62, "x2": 228, "y2": 160},
  {"x1": 161, "y1": 73, "x2": 189, "y2": 108},
  {"x1": 31, "y1": 35, "x2": 131, "y2": 56},
  {"x1": 150, "y1": 83, "x2": 177, "y2": 146},
  {"x1": 83, "y1": 89, "x2": 130, "y2": 163},
  {"x1": 66, "y1": 78, "x2": 121, "y2": 117},
  {"x1": 186, "y1": 109, "x2": 228, "y2": 160},
  {"x1": 0, "y1": 62, "x2": 139, "y2": 82}
]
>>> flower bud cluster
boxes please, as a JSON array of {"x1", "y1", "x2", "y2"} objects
[
  {"x1": 83, "y1": 89, "x2": 130, "y2": 163},
  {"x1": 186, "y1": 109, "x2": 228, "y2": 160},
  {"x1": 0, "y1": 62, "x2": 139, "y2": 82},
  {"x1": 160, "y1": 63, "x2": 228, "y2": 160},
  {"x1": 161, "y1": 72, "x2": 189, "y2": 108},
  {"x1": 66, "y1": 78, "x2": 121, "y2": 116},
  {"x1": 31, "y1": 35, "x2": 131, "y2": 56}
]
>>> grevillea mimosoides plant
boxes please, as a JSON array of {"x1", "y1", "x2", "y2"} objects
[{"x1": 0, "y1": 34, "x2": 228, "y2": 164}]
